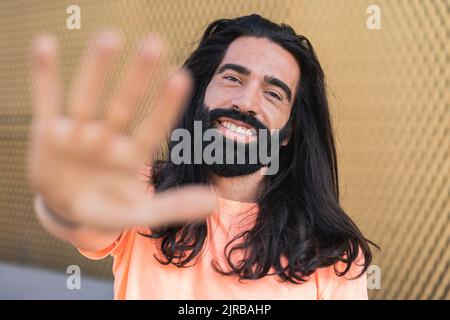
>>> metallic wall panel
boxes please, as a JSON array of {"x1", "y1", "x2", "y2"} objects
[{"x1": 0, "y1": 0, "x2": 448, "y2": 299}]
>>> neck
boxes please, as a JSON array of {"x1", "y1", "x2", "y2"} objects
[{"x1": 210, "y1": 170, "x2": 265, "y2": 203}]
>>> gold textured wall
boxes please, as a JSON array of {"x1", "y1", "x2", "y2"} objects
[{"x1": 0, "y1": 0, "x2": 448, "y2": 299}]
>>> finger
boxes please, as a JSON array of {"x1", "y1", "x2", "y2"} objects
[
  {"x1": 106, "y1": 35, "x2": 167, "y2": 132},
  {"x1": 137, "y1": 186, "x2": 217, "y2": 227},
  {"x1": 133, "y1": 68, "x2": 192, "y2": 160},
  {"x1": 31, "y1": 34, "x2": 60, "y2": 121},
  {"x1": 68, "y1": 30, "x2": 122, "y2": 122},
  {"x1": 79, "y1": 186, "x2": 217, "y2": 231}
]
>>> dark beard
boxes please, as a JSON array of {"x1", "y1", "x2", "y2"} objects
[{"x1": 193, "y1": 103, "x2": 290, "y2": 177}]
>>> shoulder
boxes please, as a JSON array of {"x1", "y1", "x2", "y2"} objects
[{"x1": 316, "y1": 249, "x2": 369, "y2": 300}]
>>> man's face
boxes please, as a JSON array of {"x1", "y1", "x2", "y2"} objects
[
  {"x1": 204, "y1": 36, "x2": 300, "y2": 144},
  {"x1": 197, "y1": 36, "x2": 300, "y2": 177}
]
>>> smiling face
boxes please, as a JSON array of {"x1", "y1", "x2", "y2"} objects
[{"x1": 204, "y1": 36, "x2": 301, "y2": 144}]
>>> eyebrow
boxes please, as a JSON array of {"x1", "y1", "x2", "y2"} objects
[{"x1": 216, "y1": 63, "x2": 293, "y2": 102}]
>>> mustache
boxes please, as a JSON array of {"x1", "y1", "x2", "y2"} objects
[
  {"x1": 206, "y1": 107, "x2": 268, "y2": 131},
  {"x1": 192, "y1": 103, "x2": 291, "y2": 142}
]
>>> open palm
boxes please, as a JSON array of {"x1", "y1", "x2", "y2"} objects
[{"x1": 28, "y1": 31, "x2": 216, "y2": 231}]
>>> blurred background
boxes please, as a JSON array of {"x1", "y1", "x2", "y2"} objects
[{"x1": 0, "y1": 0, "x2": 448, "y2": 299}]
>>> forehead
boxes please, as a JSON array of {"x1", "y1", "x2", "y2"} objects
[{"x1": 219, "y1": 36, "x2": 300, "y2": 92}]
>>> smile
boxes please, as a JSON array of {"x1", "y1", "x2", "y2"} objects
[{"x1": 216, "y1": 118, "x2": 257, "y2": 137}]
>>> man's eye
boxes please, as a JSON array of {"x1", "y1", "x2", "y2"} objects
[
  {"x1": 266, "y1": 91, "x2": 282, "y2": 101},
  {"x1": 224, "y1": 75, "x2": 240, "y2": 83}
]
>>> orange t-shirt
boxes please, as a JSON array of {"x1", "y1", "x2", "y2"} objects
[{"x1": 79, "y1": 191, "x2": 368, "y2": 300}]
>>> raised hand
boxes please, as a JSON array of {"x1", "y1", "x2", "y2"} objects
[{"x1": 28, "y1": 31, "x2": 216, "y2": 231}]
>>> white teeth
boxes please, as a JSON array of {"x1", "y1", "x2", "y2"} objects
[{"x1": 220, "y1": 121, "x2": 256, "y2": 136}]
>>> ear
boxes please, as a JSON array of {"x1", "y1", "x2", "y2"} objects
[
  {"x1": 281, "y1": 136, "x2": 290, "y2": 146},
  {"x1": 281, "y1": 126, "x2": 293, "y2": 146}
]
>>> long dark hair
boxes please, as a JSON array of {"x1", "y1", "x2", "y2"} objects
[{"x1": 144, "y1": 14, "x2": 378, "y2": 283}]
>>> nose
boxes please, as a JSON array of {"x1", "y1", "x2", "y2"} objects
[
  {"x1": 231, "y1": 105, "x2": 256, "y2": 116},
  {"x1": 229, "y1": 82, "x2": 261, "y2": 116}
]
